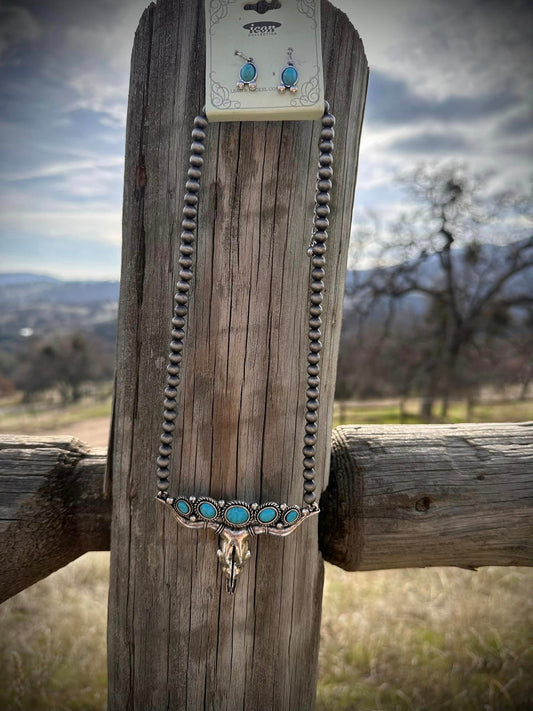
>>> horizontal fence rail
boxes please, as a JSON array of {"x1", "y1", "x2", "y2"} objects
[{"x1": 1, "y1": 422, "x2": 532, "y2": 602}]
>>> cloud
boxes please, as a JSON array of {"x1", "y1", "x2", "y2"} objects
[
  {"x1": 1, "y1": 0, "x2": 532, "y2": 280},
  {"x1": 499, "y1": 109, "x2": 533, "y2": 138},
  {"x1": 0, "y1": 5, "x2": 41, "y2": 60},
  {"x1": 366, "y1": 70, "x2": 519, "y2": 126},
  {"x1": 404, "y1": 0, "x2": 533, "y2": 100},
  {"x1": 0, "y1": 195, "x2": 122, "y2": 245},
  {"x1": 1, "y1": 155, "x2": 123, "y2": 183},
  {"x1": 389, "y1": 131, "x2": 469, "y2": 154},
  {"x1": 1, "y1": 233, "x2": 121, "y2": 280}
]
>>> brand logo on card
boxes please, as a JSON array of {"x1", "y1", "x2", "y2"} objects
[{"x1": 243, "y1": 22, "x2": 281, "y2": 35}]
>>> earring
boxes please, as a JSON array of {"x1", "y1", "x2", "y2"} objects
[
  {"x1": 234, "y1": 50, "x2": 257, "y2": 91},
  {"x1": 278, "y1": 47, "x2": 298, "y2": 93}
]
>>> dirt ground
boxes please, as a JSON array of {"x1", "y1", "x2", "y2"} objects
[{"x1": 46, "y1": 416, "x2": 111, "y2": 449}]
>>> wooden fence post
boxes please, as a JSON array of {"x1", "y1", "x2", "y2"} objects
[{"x1": 107, "y1": 1, "x2": 367, "y2": 708}]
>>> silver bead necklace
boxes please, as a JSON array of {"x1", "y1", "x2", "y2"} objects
[{"x1": 156, "y1": 103, "x2": 335, "y2": 593}]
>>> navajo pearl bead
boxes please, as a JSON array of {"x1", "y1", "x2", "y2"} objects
[
  {"x1": 189, "y1": 155, "x2": 203, "y2": 167},
  {"x1": 194, "y1": 115, "x2": 208, "y2": 129},
  {"x1": 191, "y1": 141, "x2": 205, "y2": 154}
]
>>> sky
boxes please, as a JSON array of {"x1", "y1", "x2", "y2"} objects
[{"x1": 0, "y1": 0, "x2": 531, "y2": 280}]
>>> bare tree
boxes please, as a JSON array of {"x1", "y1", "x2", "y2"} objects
[
  {"x1": 14, "y1": 332, "x2": 112, "y2": 403},
  {"x1": 345, "y1": 164, "x2": 533, "y2": 419}
]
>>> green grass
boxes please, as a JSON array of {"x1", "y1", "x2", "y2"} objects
[
  {"x1": 0, "y1": 397, "x2": 113, "y2": 435},
  {"x1": 333, "y1": 398, "x2": 533, "y2": 427}
]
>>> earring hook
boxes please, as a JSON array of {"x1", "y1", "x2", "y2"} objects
[{"x1": 235, "y1": 50, "x2": 254, "y2": 63}]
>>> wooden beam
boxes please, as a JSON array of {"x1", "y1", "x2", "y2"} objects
[
  {"x1": 0, "y1": 435, "x2": 110, "y2": 603},
  {"x1": 320, "y1": 422, "x2": 533, "y2": 570},
  {"x1": 107, "y1": 1, "x2": 368, "y2": 709},
  {"x1": 2, "y1": 422, "x2": 531, "y2": 603}
]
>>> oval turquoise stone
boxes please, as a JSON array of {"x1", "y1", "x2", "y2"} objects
[
  {"x1": 199, "y1": 501, "x2": 217, "y2": 519},
  {"x1": 258, "y1": 507, "x2": 277, "y2": 524},
  {"x1": 281, "y1": 66, "x2": 298, "y2": 87},
  {"x1": 176, "y1": 500, "x2": 190, "y2": 515},
  {"x1": 285, "y1": 509, "x2": 299, "y2": 524},
  {"x1": 226, "y1": 505, "x2": 250, "y2": 525},
  {"x1": 240, "y1": 62, "x2": 256, "y2": 83}
]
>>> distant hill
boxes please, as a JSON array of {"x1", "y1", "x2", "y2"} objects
[
  {"x1": 0, "y1": 277, "x2": 120, "y2": 307},
  {"x1": 0, "y1": 275, "x2": 120, "y2": 345},
  {"x1": 0, "y1": 273, "x2": 62, "y2": 286},
  {"x1": 1, "y1": 238, "x2": 530, "y2": 345}
]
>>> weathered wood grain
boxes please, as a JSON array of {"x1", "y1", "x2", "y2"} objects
[
  {"x1": 0, "y1": 435, "x2": 110, "y2": 602},
  {"x1": 320, "y1": 422, "x2": 533, "y2": 570},
  {"x1": 107, "y1": 1, "x2": 368, "y2": 709}
]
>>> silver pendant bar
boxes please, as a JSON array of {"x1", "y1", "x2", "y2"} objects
[{"x1": 157, "y1": 493, "x2": 319, "y2": 593}]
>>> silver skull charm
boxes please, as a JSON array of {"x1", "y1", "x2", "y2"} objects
[{"x1": 217, "y1": 529, "x2": 252, "y2": 594}]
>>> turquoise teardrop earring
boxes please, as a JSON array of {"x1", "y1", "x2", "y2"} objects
[
  {"x1": 278, "y1": 47, "x2": 298, "y2": 93},
  {"x1": 234, "y1": 50, "x2": 257, "y2": 91}
]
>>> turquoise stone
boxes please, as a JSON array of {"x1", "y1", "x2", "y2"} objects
[
  {"x1": 258, "y1": 507, "x2": 277, "y2": 524},
  {"x1": 240, "y1": 62, "x2": 256, "y2": 83},
  {"x1": 176, "y1": 499, "x2": 190, "y2": 515},
  {"x1": 199, "y1": 501, "x2": 217, "y2": 519},
  {"x1": 226, "y1": 505, "x2": 250, "y2": 525},
  {"x1": 285, "y1": 509, "x2": 299, "y2": 524},
  {"x1": 281, "y1": 66, "x2": 298, "y2": 87}
]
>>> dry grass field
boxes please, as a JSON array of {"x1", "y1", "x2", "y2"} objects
[
  {"x1": 1, "y1": 558, "x2": 532, "y2": 711},
  {"x1": 1, "y1": 397, "x2": 532, "y2": 710}
]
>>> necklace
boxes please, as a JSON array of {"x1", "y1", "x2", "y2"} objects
[{"x1": 156, "y1": 103, "x2": 335, "y2": 593}]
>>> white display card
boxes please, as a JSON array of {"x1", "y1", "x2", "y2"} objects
[{"x1": 205, "y1": 0, "x2": 324, "y2": 122}]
